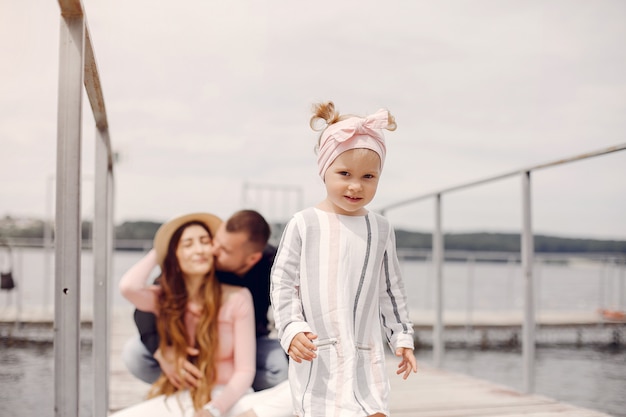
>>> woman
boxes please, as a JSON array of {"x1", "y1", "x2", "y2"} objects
[{"x1": 113, "y1": 212, "x2": 257, "y2": 417}]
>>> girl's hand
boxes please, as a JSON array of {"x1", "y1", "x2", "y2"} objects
[
  {"x1": 395, "y1": 347, "x2": 417, "y2": 379},
  {"x1": 288, "y1": 332, "x2": 318, "y2": 363}
]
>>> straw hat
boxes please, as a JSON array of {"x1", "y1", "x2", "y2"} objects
[{"x1": 153, "y1": 212, "x2": 223, "y2": 265}]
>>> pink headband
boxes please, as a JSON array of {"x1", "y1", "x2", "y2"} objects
[{"x1": 317, "y1": 109, "x2": 389, "y2": 179}]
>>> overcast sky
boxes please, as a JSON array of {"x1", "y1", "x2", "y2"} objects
[{"x1": 1, "y1": 0, "x2": 625, "y2": 239}]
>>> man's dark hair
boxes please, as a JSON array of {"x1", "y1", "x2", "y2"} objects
[{"x1": 226, "y1": 210, "x2": 270, "y2": 251}]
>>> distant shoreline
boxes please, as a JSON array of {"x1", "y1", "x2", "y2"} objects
[
  {"x1": 2, "y1": 217, "x2": 626, "y2": 254},
  {"x1": 2, "y1": 234, "x2": 625, "y2": 256}
]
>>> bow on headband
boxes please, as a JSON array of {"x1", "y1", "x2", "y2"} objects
[{"x1": 317, "y1": 109, "x2": 390, "y2": 179}]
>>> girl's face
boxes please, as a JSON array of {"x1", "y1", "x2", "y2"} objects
[
  {"x1": 322, "y1": 148, "x2": 381, "y2": 216},
  {"x1": 175, "y1": 224, "x2": 214, "y2": 276}
]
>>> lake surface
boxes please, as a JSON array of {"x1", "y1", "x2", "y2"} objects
[
  {"x1": 0, "y1": 248, "x2": 625, "y2": 416},
  {"x1": 1, "y1": 342, "x2": 624, "y2": 417},
  {"x1": 2, "y1": 247, "x2": 624, "y2": 313}
]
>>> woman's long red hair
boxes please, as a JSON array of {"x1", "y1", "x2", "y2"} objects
[{"x1": 147, "y1": 221, "x2": 222, "y2": 411}]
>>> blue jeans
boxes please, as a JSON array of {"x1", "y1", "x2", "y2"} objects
[
  {"x1": 121, "y1": 335, "x2": 288, "y2": 391},
  {"x1": 252, "y1": 336, "x2": 289, "y2": 391}
]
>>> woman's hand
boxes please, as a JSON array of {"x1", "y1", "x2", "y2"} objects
[{"x1": 154, "y1": 345, "x2": 203, "y2": 388}]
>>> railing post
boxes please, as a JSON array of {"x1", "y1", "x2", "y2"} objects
[
  {"x1": 521, "y1": 170, "x2": 535, "y2": 393},
  {"x1": 433, "y1": 193, "x2": 444, "y2": 367},
  {"x1": 465, "y1": 255, "x2": 475, "y2": 345},
  {"x1": 14, "y1": 250, "x2": 23, "y2": 329},
  {"x1": 507, "y1": 255, "x2": 516, "y2": 309},
  {"x1": 93, "y1": 127, "x2": 113, "y2": 417},
  {"x1": 599, "y1": 260, "x2": 607, "y2": 309},
  {"x1": 44, "y1": 174, "x2": 55, "y2": 314},
  {"x1": 54, "y1": 10, "x2": 84, "y2": 417},
  {"x1": 616, "y1": 259, "x2": 626, "y2": 311}
]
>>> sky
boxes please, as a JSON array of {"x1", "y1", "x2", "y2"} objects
[{"x1": 1, "y1": 0, "x2": 625, "y2": 240}]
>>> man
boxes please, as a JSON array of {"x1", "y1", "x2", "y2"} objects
[{"x1": 122, "y1": 209, "x2": 288, "y2": 391}]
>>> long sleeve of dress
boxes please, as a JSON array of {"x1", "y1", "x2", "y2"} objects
[
  {"x1": 270, "y1": 217, "x2": 313, "y2": 353},
  {"x1": 379, "y1": 225, "x2": 415, "y2": 351},
  {"x1": 118, "y1": 249, "x2": 160, "y2": 313},
  {"x1": 208, "y1": 287, "x2": 257, "y2": 415}
]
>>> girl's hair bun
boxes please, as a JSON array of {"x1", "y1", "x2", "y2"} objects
[{"x1": 310, "y1": 101, "x2": 340, "y2": 131}]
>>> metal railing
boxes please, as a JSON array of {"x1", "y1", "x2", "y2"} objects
[
  {"x1": 378, "y1": 142, "x2": 626, "y2": 393},
  {"x1": 55, "y1": 1, "x2": 115, "y2": 417}
]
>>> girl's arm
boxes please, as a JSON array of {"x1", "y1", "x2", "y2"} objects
[
  {"x1": 379, "y1": 226, "x2": 415, "y2": 352},
  {"x1": 118, "y1": 249, "x2": 160, "y2": 313},
  {"x1": 206, "y1": 287, "x2": 256, "y2": 415},
  {"x1": 270, "y1": 217, "x2": 312, "y2": 354}
]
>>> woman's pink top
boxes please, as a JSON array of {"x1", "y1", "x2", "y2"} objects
[{"x1": 119, "y1": 250, "x2": 256, "y2": 415}]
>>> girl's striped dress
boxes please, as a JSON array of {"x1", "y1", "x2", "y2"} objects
[{"x1": 271, "y1": 207, "x2": 415, "y2": 417}]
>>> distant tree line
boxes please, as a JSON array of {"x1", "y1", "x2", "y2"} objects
[
  {"x1": 393, "y1": 230, "x2": 626, "y2": 253},
  {"x1": 1, "y1": 216, "x2": 625, "y2": 254},
  {"x1": 0, "y1": 216, "x2": 163, "y2": 242},
  {"x1": 114, "y1": 220, "x2": 161, "y2": 240}
]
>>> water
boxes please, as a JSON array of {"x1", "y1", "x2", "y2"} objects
[
  {"x1": 1, "y1": 343, "x2": 624, "y2": 416},
  {"x1": 400, "y1": 256, "x2": 625, "y2": 313},
  {"x1": 2, "y1": 247, "x2": 624, "y2": 313},
  {"x1": 1, "y1": 248, "x2": 625, "y2": 416},
  {"x1": 0, "y1": 247, "x2": 146, "y2": 313},
  {"x1": 0, "y1": 343, "x2": 93, "y2": 417}
]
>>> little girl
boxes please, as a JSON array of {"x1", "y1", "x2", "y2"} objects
[{"x1": 271, "y1": 101, "x2": 417, "y2": 416}]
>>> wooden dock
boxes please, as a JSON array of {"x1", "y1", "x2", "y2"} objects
[
  {"x1": 3, "y1": 307, "x2": 624, "y2": 329},
  {"x1": 0, "y1": 305, "x2": 620, "y2": 415},
  {"x1": 409, "y1": 309, "x2": 626, "y2": 329},
  {"x1": 107, "y1": 307, "x2": 614, "y2": 416}
]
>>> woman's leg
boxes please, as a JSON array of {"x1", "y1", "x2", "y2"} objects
[
  {"x1": 109, "y1": 392, "x2": 194, "y2": 417},
  {"x1": 231, "y1": 411, "x2": 258, "y2": 417},
  {"x1": 229, "y1": 380, "x2": 293, "y2": 417}
]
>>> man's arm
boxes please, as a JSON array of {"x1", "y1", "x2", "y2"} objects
[
  {"x1": 247, "y1": 245, "x2": 276, "y2": 337},
  {"x1": 134, "y1": 309, "x2": 160, "y2": 354}
]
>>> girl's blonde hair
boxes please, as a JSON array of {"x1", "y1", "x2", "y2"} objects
[{"x1": 147, "y1": 221, "x2": 222, "y2": 411}]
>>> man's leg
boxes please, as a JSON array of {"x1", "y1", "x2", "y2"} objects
[
  {"x1": 121, "y1": 335, "x2": 162, "y2": 384},
  {"x1": 252, "y1": 336, "x2": 288, "y2": 391}
]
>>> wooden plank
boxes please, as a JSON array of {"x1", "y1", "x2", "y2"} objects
[
  {"x1": 109, "y1": 308, "x2": 150, "y2": 411},
  {"x1": 387, "y1": 360, "x2": 611, "y2": 417}
]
